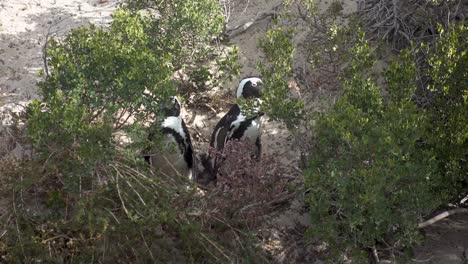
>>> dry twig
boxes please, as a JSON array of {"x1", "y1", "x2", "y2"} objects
[{"x1": 225, "y1": 3, "x2": 281, "y2": 38}]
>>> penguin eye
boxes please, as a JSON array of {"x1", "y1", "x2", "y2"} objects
[{"x1": 252, "y1": 82, "x2": 257, "y2": 87}]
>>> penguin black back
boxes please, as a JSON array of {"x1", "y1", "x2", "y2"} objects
[{"x1": 210, "y1": 104, "x2": 241, "y2": 152}]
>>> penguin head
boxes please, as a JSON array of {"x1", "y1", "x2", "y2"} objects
[
  {"x1": 236, "y1": 77, "x2": 264, "y2": 99},
  {"x1": 162, "y1": 96, "x2": 181, "y2": 117}
]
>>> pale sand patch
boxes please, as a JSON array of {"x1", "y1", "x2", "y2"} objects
[{"x1": 0, "y1": 0, "x2": 120, "y2": 106}]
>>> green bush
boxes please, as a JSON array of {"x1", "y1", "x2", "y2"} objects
[
  {"x1": 0, "y1": 3, "x2": 265, "y2": 262},
  {"x1": 304, "y1": 30, "x2": 459, "y2": 261},
  {"x1": 41, "y1": 8, "x2": 173, "y2": 121},
  {"x1": 126, "y1": 0, "x2": 241, "y2": 96},
  {"x1": 28, "y1": 8, "x2": 172, "y2": 195},
  {"x1": 423, "y1": 24, "x2": 467, "y2": 200},
  {"x1": 256, "y1": 24, "x2": 304, "y2": 128},
  {"x1": 26, "y1": 91, "x2": 114, "y2": 193},
  {"x1": 126, "y1": 0, "x2": 225, "y2": 68}
]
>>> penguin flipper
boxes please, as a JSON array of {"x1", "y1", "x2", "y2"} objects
[
  {"x1": 213, "y1": 126, "x2": 228, "y2": 153},
  {"x1": 210, "y1": 104, "x2": 241, "y2": 151},
  {"x1": 255, "y1": 136, "x2": 262, "y2": 161}
]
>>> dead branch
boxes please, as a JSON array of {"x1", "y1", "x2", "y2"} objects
[
  {"x1": 192, "y1": 127, "x2": 208, "y2": 142},
  {"x1": 239, "y1": 192, "x2": 295, "y2": 213},
  {"x1": 359, "y1": 0, "x2": 467, "y2": 49},
  {"x1": 219, "y1": 0, "x2": 232, "y2": 24},
  {"x1": 418, "y1": 208, "x2": 468, "y2": 229},
  {"x1": 225, "y1": 3, "x2": 281, "y2": 39},
  {"x1": 42, "y1": 26, "x2": 54, "y2": 78},
  {"x1": 204, "y1": 103, "x2": 219, "y2": 119},
  {"x1": 371, "y1": 246, "x2": 380, "y2": 263}
]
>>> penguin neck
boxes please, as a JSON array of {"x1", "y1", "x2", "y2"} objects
[
  {"x1": 238, "y1": 98, "x2": 263, "y2": 117},
  {"x1": 162, "y1": 116, "x2": 186, "y2": 140}
]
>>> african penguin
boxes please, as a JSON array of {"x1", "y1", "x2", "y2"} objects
[
  {"x1": 209, "y1": 77, "x2": 265, "y2": 172},
  {"x1": 145, "y1": 96, "x2": 195, "y2": 180},
  {"x1": 236, "y1": 77, "x2": 264, "y2": 99}
]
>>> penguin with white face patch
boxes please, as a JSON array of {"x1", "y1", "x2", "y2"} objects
[
  {"x1": 144, "y1": 97, "x2": 195, "y2": 180},
  {"x1": 209, "y1": 77, "x2": 265, "y2": 174}
]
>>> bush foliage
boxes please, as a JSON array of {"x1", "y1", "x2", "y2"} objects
[
  {"x1": 0, "y1": 2, "x2": 263, "y2": 263},
  {"x1": 305, "y1": 25, "x2": 467, "y2": 260},
  {"x1": 40, "y1": 9, "x2": 172, "y2": 123},
  {"x1": 256, "y1": 24, "x2": 304, "y2": 128},
  {"x1": 423, "y1": 24, "x2": 468, "y2": 200},
  {"x1": 126, "y1": 0, "x2": 241, "y2": 96},
  {"x1": 27, "y1": 8, "x2": 174, "y2": 197}
]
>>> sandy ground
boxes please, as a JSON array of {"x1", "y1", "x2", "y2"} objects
[
  {"x1": 0, "y1": 0, "x2": 118, "y2": 105},
  {"x1": 0, "y1": 0, "x2": 467, "y2": 263},
  {"x1": 0, "y1": 0, "x2": 120, "y2": 155}
]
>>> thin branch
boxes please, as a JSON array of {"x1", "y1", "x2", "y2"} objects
[
  {"x1": 113, "y1": 169, "x2": 130, "y2": 217},
  {"x1": 104, "y1": 208, "x2": 121, "y2": 224},
  {"x1": 12, "y1": 192, "x2": 26, "y2": 259},
  {"x1": 114, "y1": 106, "x2": 136, "y2": 130},
  {"x1": 240, "y1": 0, "x2": 251, "y2": 17},
  {"x1": 140, "y1": 231, "x2": 155, "y2": 261},
  {"x1": 239, "y1": 192, "x2": 295, "y2": 213},
  {"x1": 42, "y1": 26, "x2": 54, "y2": 78},
  {"x1": 204, "y1": 103, "x2": 219, "y2": 119},
  {"x1": 371, "y1": 245, "x2": 380, "y2": 263},
  {"x1": 121, "y1": 175, "x2": 147, "y2": 207},
  {"x1": 199, "y1": 232, "x2": 232, "y2": 262}
]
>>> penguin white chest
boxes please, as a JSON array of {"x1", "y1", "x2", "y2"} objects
[
  {"x1": 149, "y1": 116, "x2": 192, "y2": 179},
  {"x1": 162, "y1": 116, "x2": 185, "y2": 139},
  {"x1": 230, "y1": 114, "x2": 262, "y2": 144},
  {"x1": 243, "y1": 117, "x2": 262, "y2": 144}
]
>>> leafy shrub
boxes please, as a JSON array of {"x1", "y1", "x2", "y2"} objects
[
  {"x1": 304, "y1": 31, "x2": 449, "y2": 261},
  {"x1": 126, "y1": 0, "x2": 241, "y2": 100},
  {"x1": 285, "y1": 0, "x2": 361, "y2": 95},
  {"x1": 28, "y1": 8, "x2": 171, "y2": 197},
  {"x1": 26, "y1": 90, "x2": 114, "y2": 193},
  {"x1": 126, "y1": 0, "x2": 225, "y2": 68},
  {"x1": 0, "y1": 2, "x2": 258, "y2": 262},
  {"x1": 256, "y1": 24, "x2": 304, "y2": 128},
  {"x1": 245, "y1": 1, "x2": 465, "y2": 261},
  {"x1": 41, "y1": 8, "x2": 173, "y2": 122},
  {"x1": 423, "y1": 24, "x2": 467, "y2": 201}
]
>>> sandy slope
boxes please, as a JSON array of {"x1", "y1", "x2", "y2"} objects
[
  {"x1": 0, "y1": 0, "x2": 467, "y2": 263},
  {"x1": 0, "y1": 0, "x2": 119, "y2": 104},
  {"x1": 0, "y1": 0, "x2": 120, "y2": 151}
]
